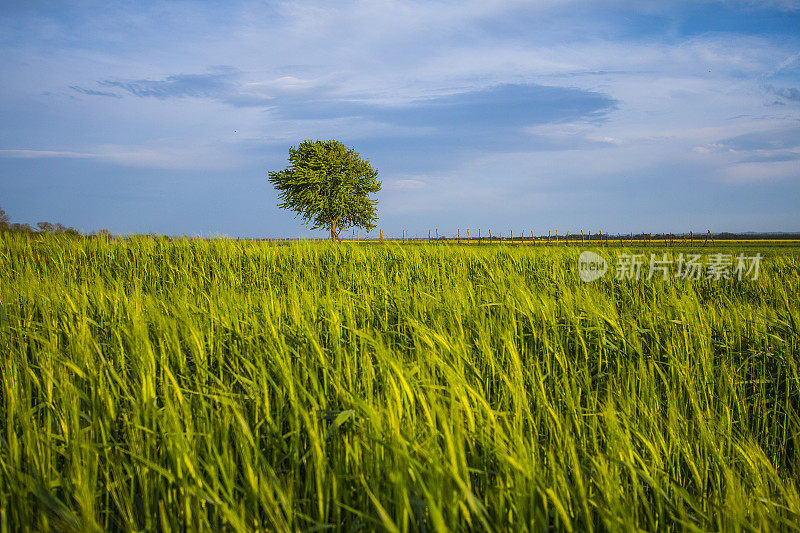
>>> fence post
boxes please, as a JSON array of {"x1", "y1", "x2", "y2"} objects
[
  {"x1": 479, "y1": 228, "x2": 481, "y2": 244},
  {"x1": 457, "y1": 229, "x2": 460, "y2": 244},
  {"x1": 428, "y1": 230, "x2": 431, "y2": 243}
]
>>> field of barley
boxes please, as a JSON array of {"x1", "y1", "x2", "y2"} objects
[{"x1": 1, "y1": 233, "x2": 799, "y2": 531}]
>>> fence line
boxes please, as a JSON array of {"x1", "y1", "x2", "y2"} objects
[
  {"x1": 334, "y1": 229, "x2": 716, "y2": 246},
  {"x1": 239, "y1": 230, "x2": 800, "y2": 244}
]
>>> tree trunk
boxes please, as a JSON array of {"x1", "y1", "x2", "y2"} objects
[{"x1": 328, "y1": 219, "x2": 341, "y2": 241}]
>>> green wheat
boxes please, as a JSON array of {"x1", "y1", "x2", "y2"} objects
[{"x1": 1, "y1": 233, "x2": 798, "y2": 531}]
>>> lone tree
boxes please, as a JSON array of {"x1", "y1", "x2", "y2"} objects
[{"x1": 268, "y1": 140, "x2": 381, "y2": 240}]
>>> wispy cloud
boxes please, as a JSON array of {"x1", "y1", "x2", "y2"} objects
[
  {"x1": 74, "y1": 71, "x2": 616, "y2": 129},
  {"x1": 69, "y1": 86, "x2": 122, "y2": 98},
  {"x1": 723, "y1": 160, "x2": 799, "y2": 182},
  {"x1": 74, "y1": 68, "x2": 245, "y2": 102},
  {"x1": 272, "y1": 83, "x2": 616, "y2": 127},
  {"x1": 0, "y1": 144, "x2": 236, "y2": 170},
  {"x1": 0, "y1": 149, "x2": 97, "y2": 159},
  {"x1": 718, "y1": 127, "x2": 800, "y2": 150},
  {"x1": 767, "y1": 85, "x2": 800, "y2": 102},
  {"x1": 689, "y1": 125, "x2": 800, "y2": 181},
  {"x1": 384, "y1": 178, "x2": 426, "y2": 190}
]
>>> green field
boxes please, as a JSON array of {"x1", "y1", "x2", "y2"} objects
[{"x1": 1, "y1": 233, "x2": 799, "y2": 531}]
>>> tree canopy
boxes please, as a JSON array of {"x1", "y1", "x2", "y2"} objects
[{"x1": 268, "y1": 140, "x2": 381, "y2": 240}]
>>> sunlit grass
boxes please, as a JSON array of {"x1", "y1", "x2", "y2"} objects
[{"x1": 1, "y1": 233, "x2": 798, "y2": 531}]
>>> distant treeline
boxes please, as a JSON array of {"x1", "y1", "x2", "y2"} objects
[
  {"x1": 714, "y1": 232, "x2": 800, "y2": 240},
  {"x1": 0, "y1": 205, "x2": 108, "y2": 236}
]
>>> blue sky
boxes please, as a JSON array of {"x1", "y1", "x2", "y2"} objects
[{"x1": 1, "y1": 0, "x2": 798, "y2": 237}]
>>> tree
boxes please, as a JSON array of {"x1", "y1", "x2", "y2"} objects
[
  {"x1": 37, "y1": 221, "x2": 55, "y2": 233},
  {"x1": 268, "y1": 140, "x2": 381, "y2": 240},
  {"x1": 0, "y1": 205, "x2": 9, "y2": 231}
]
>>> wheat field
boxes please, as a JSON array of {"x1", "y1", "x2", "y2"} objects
[{"x1": 1, "y1": 233, "x2": 799, "y2": 531}]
